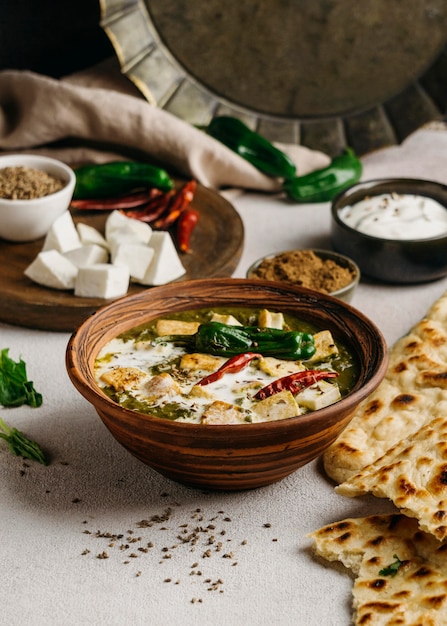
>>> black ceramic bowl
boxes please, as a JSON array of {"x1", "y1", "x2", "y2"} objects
[{"x1": 331, "y1": 178, "x2": 447, "y2": 284}]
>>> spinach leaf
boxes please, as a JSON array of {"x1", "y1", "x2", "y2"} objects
[
  {"x1": 0, "y1": 417, "x2": 47, "y2": 465},
  {"x1": 0, "y1": 351, "x2": 47, "y2": 463},
  {"x1": 0, "y1": 349, "x2": 43, "y2": 408}
]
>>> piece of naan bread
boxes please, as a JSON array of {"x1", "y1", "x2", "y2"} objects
[
  {"x1": 336, "y1": 416, "x2": 447, "y2": 541},
  {"x1": 309, "y1": 513, "x2": 447, "y2": 626},
  {"x1": 323, "y1": 291, "x2": 447, "y2": 484}
]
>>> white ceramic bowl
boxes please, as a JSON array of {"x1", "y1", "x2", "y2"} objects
[{"x1": 0, "y1": 154, "x2": 76, "y2": 242}]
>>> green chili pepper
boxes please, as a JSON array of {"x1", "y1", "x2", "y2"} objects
[
  {"x1": 282, "y1": 148, "x2": 362, "y2": 203},
  {"x1": 205, "y1": 116, "x2": 296, "y2": 179},
  {"x1": 156, "y1": 321, "x2": 316, "y2": 360},
  {"x1": 73, "y1": 162, "x2": 175, "y2": 199}
]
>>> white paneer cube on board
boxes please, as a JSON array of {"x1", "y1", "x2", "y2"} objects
[
  {"x1": 76, "y1": 222, "x2": 108, "y2": 249},
  {"x1": 112, "y1": 243, "x2": 155, "y2": 281},
  {"x1": 24, "y1": 204, "x2": 188, "y2": 296},
  {"x1": 74, "y1": 263, "x2": 130, "y2": 299},
  {"x1": 107, "y1": 231, "x2": 149, "y2": 261},
  {"x1": 42, "y1": 210, "x2": 81, "y2": 253},
  {"x1": 24, "y1": 250, "x2": 78, "y2": 290},
  {"x1": 63, "y1": 244, "x2": 109, "y2": 268},
  {"x1": 105, "y1": 210, "x2": 152, "y2": 244},
  {"x1": 138, "y1": 231, "x2": 186, "y2": 286}
]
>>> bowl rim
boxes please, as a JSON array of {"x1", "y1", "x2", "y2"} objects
[
  {"x1": 0, "y1": 154, "x2": 76, "y2": 205},
  {"x1": 246, "y1": 247, "x2": 361, "y2": 296},
  {"x1": 331, "y1": 176, "x2": 447, "y2": 244},
  {"x1": 66, "y1": 277, "x2": 388, "y2": 434}
]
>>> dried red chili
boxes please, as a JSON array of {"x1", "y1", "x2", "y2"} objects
[
  {"x1": 254, "y1": 369, "x2": 338, "y2": 400},
  {"x1": 70, "y1": 188, "x2": 163, "y2": 210},
  {"x1": 152, "y1": 180, "x2": 197, "y2": 229},
  {"x1": 197, "y1": 352, "x2": 262, "y2": 386},
  {"x1": 123, "y1": 191, "x2": 176, "y2": 222},
  {"x1": 177, "y1": 208, "x2": 199, "y2": 253}
]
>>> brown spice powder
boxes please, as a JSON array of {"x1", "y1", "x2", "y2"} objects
[
  {"x1": 251, "y1": 250, "x2": 356, "y2": 294},
  {"x1": 0, "y1": 166, "x2": 65, "y2": 199}
]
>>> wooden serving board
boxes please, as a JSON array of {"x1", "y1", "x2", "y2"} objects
[{"x1": 0, "y1": 183, "x2": 244, "y2": 332}]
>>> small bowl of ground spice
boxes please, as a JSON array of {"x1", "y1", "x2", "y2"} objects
[
  {"x1": 0, "y1": 154, "x2": 75, "y2": 242},
  {"x1": 247, "y1": 248, "x2": 360, "y2": 302}
]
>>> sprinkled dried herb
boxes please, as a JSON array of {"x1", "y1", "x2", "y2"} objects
[{"x1": 80, "y1": 505, "x2": 266, "y2": 600}]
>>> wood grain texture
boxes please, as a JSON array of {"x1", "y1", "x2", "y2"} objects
[
  {"x1": 66, "y1": 278, "x2": 389, "y2": 491},
  {"x1": 0, "y1": 183, "x2": 243, "y2": 332}
]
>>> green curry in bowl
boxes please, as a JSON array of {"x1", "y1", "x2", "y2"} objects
[{"x1": 95, "y1": 306, "x2": 358, "y2": 424}]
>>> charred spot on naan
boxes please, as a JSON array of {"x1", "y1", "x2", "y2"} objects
[
  {"x1": 417, "y1": 370, "x2": 447, "y2": 389},
  {"x1": 390, "y1": 393, "x2": 419, "y2": 408},
  {"x1": 393, "y1": 361, "x2": 408, "y2": 373},
  {"x1": 364, "y1": 398, "x2": 385, "y2": 416},
  {"x1": 418, "y1": 319, "x2": 447, "y2": 348},
  {"x1": 428, "y1": 466, "x2": 447, "y2": 493}
]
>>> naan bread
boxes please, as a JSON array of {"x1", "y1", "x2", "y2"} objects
[
  {"x1": 309, "y1": 513, "x2": 447, "y2": 625},
  {"x1": 323, "y1": 291, "x2": 447, "y2": 484},
  {"x1": 336, "y1": 416, "x2": 447, "y2": 541}
]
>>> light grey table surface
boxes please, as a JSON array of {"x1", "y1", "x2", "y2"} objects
[{"x1": 1, "y1": 127, "x2": 447, "y2": 626}]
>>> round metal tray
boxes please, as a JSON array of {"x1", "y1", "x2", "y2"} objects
[{"x1": 99, "y1": 0, "x2": 447, "y2": 156}]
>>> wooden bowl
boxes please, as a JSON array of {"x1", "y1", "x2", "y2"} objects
[{"x1": 66, "y1": 278, "x2": 388, "y2": 491}]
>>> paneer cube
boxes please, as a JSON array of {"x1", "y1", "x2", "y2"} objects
[
  {"x1": 180, "y1": 353, "x2": 225, "y2": 372},
  {"x1": 24, "y1": 249, "x2": 78, "y2": 290},
  {"x1": 307, "y1": 330, "x2": 339, "y2": 363},
  {"x1": 156, "y1": 319, "x2": 200, "y2": 336},
  {"x1": 64, "y1": 244, "x2": 109, "y2": 268},
  {"x1": 76, "y1": 222, "x2": 108, "y2": 249},
  {"x1": 42, "y1": 210, "x2": 81, "y2": 253},
  {"x1": 189, "y1": 384, "x2": 216, "y2": 400},
  {"x1": 74, "y1": 263, "x2": 130, "y2": 299},
  {"x1": 258, "y1": 357, "x2": 305, "y2": 378},
  {"x1": 201, "y1": 401, "x2": 247, "y2": 425},
  {"x1": 210, "y1": 313, "x2": 242, "y2": 326},
  {"x1": 143, "y1": 373, "x2": 181, "y2": 402},
  {"x1": 105, "y1": 210, "x2": 152, "y2": 244},
  {"x1": 138, "y1": 231, "x2": 186, "y2": 286},
  {"x1": 297, "y1": 380, "x2": 341, "y2": 410},
  {"x1": 111, "y1": 242, "x2": 155, "y2": 281},
  {"x1": 100, "y1": 366, "x2": 149, "y2": 391},
  {"x1": 258, "y1": 309, "x2": 285, "y2": 329},
  {"x1": 254, "y1": 389, "x2": 300, "y2": 422}
]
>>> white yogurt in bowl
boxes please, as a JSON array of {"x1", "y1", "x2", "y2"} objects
[
  {"x1": 331, "y1": 178, "x2": 447, "y2": 283},
  {"x1": 338, "y1": 192, "x2": 447, "y2": 240}
]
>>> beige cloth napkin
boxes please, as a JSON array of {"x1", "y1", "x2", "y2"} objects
[{"x1": 0, "y1": 67, "x2": 330, "y2": 191}]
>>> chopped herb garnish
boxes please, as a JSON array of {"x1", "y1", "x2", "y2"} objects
[
  {"x1": 0, "y1": 348, "x2": 42, "y2": 408},
  {"x1": 379, "y1": 554, "x2": 403, "y2": 577},
  {"x1": 0, "y1": 417, "x2": 47, "y2": 465}
]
